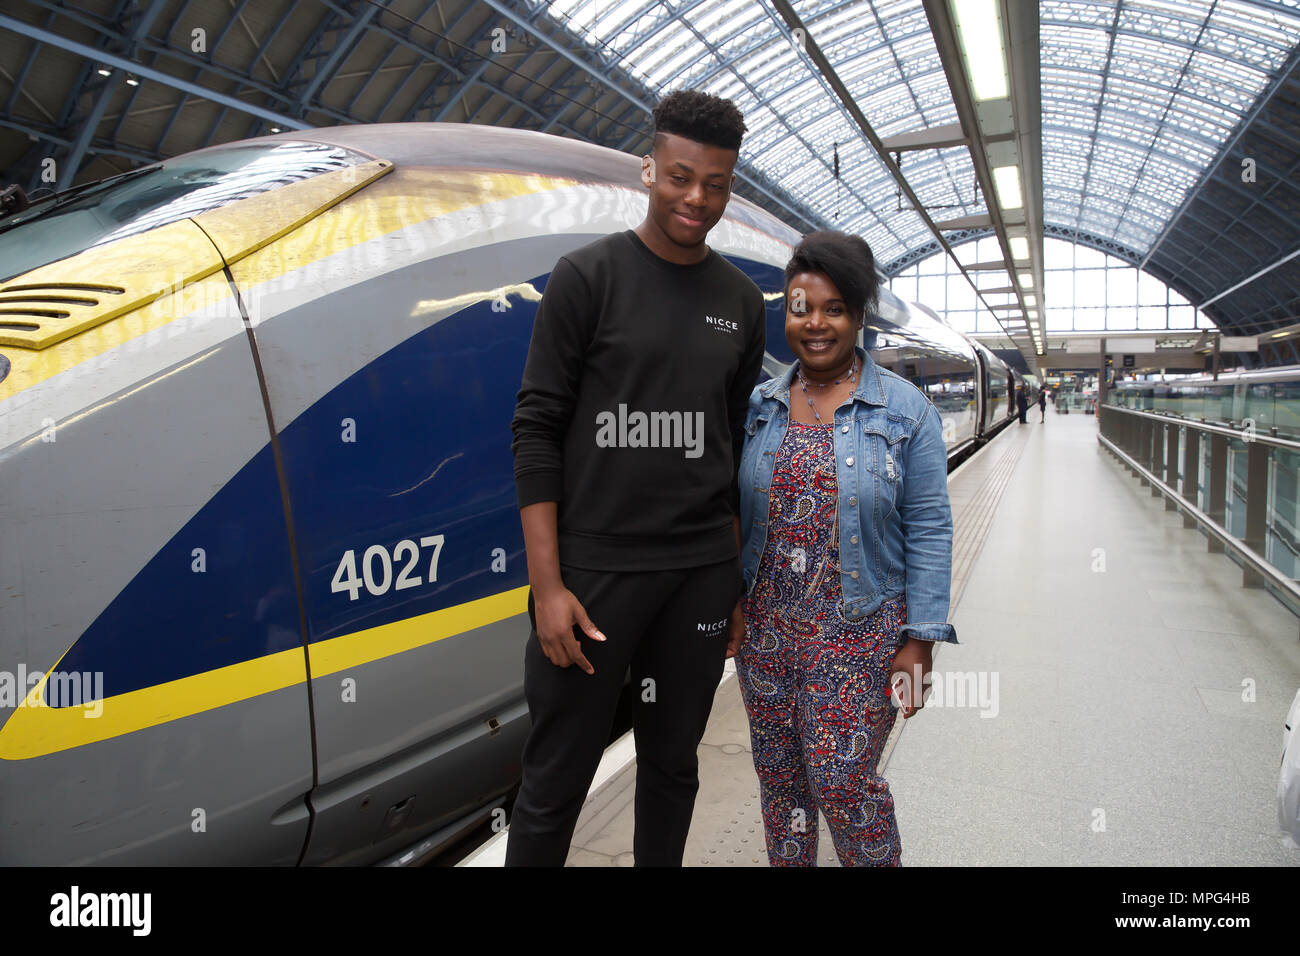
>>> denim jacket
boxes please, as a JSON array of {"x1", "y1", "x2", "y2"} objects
[{"x1": 738, "y1": 347, "x2": 957, "y2": 644}]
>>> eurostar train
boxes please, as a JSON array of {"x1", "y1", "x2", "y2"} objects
[
  {"x1": 1108, "y1": 367, "x2": 1300, "y2": 439},
  {"x1": 0, "y1": 124, "x2": 1020, "y2": 865}
]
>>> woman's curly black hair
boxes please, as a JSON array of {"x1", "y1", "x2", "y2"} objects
[
  {"x1": 652, "y1": 89, "x2": 747, "y2": 152},
  {"x1": 783, "y1": 231, "x2": 882, "y2": 325}
]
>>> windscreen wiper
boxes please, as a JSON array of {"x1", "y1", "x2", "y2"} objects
[{"x1": 0, "y1": 164, "x2": 162, "y2": 237}]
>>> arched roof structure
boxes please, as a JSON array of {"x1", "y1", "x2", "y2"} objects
[{"x1": 1, "y1": 0, "x2": 1298, "y2": 362}]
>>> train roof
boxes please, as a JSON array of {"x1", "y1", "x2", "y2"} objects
[
  {"x1": 1113, "y1": 365, "x2": 1300, "y2": 387},
  {"x1": 244, "y1": 123, "x2": 803, "y2": 247}
]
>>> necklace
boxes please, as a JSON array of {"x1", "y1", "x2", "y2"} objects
[
  {"x1": 798, "y1": 355, "x2": 858, "y2": 387},
  {"x1": 797, "y1": 356, "x2": 858, "y2": 422}
]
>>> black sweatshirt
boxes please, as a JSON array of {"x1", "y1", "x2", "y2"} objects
[{"x1": 511, "y1": 229, "x2": 767, "y2": 572}]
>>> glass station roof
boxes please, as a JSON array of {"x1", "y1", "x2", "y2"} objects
[
  {"x1": 546, "y1": 0, "x2": 979, "y2": 268},
  {"x1": 1039, "y1": 0, "x2": 1300, "y2": 255},
  {"x1": 545, "y1": 0, "x2": 1300, "y2": 270}
]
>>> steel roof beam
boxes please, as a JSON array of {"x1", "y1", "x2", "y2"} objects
[
  {"x1": 278, "y1": 5, "x2": 344, "y2": 115},
  {"x1": 434, "y1": 59, "x2": 491, "y2": 121},
  {"x1": 670, "y1": 9, "x2": 893, "y2": 242},
  {"x1": 209, "y1": 0, "x2": 257, "y2": 59},
  {"x1": 1040, "y1": 15, "x2": 1296, "y2": 59},
  {"x1": 475, "y1": 5, "x2": 587, "y2": 122},
  {"x1": 540, "y1": 0, "x2": 712, "y2": 78},
  {"x1": 1198, "y1": 246, "x2": 1300, "y2": 311},
  {"x1": 350, "y1": 0, "x2": 442, "y2": 117},
  {"x1": 0, "y1": 12, "x2": 311, "y2": 129},
  {"x1": 5, "y1": 4, "x2": 57, "y2": 116},
  {"x1": 1165, "y1": 180, "x2": 1299, "y2": 261},
  {"x1": 62, "y1": 0, "x2": 170, "y2": 182},
  {"x1": 1039, "y1": 62, "x2": 1278, "y2": 117},
  {"x1": 0, "y1": 113, "x2": 160, "y2": 167},
  {"x1": 1141, "y1": 46, "x2": 1300, "y2": 271},
  {"x1": 345, "y1": 37, "x2": 401, "y2": 115},
  {"x1": 395, "y1": 10, "x2": 491, "y2": 122},
  {"x1": 150, "y1": 0, "x2": 300, "y2": 159},
  {"x1": 295, "y1": 0, "x2": 383, "y2": 115},
  {"x1": 683, "y1": 18, "x2": 936, "y2": 105}
]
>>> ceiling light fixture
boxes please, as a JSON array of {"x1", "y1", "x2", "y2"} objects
[
  {"x1": 992, "y1": 165, "x2": 1023, "y2": 210},
  {"x1": 951, "y1": 0, "x2": 1009, "y2": 101}
]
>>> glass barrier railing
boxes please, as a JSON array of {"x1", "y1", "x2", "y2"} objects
[
  {"x1": 1053, "y1": 391, "x2": 1096, "y2": 414},
  {"x1": 1098, "y1": 400, "x2": 1300, "y2": 616}
]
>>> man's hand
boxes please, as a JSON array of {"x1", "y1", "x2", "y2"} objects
[
  {"x1": 724, "y1": 600, "x2": 746, "y2": 659},
  {"x1": 888, "y1": 637, "x2": 933, "y2": 718},
  {"x1": 532, "y1": 585, "x2": 606, "y2": 675}
]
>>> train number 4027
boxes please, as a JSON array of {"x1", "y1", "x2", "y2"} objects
[{"x1": 330, "y1": 535, "x2": 445, "y2": 602}]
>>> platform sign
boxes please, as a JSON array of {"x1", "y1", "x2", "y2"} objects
[
  {"x1": 1220, "y1": 335, "x2": 1259, "y2": 351},
  {"x1": 1123, "y1": 355, "x2": 1135, "y2": 368}
]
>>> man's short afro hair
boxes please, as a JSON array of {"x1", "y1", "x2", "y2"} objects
[{"x1": 652, "y1": 89, "x2": 747, "y2": 152}]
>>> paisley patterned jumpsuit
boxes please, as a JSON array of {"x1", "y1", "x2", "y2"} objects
[{"x1": 736, "y1": 421, "x2": 906, "y2": 867}]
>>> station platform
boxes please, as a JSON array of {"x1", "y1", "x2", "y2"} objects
[{"x1": 464, "y1": 411, "x2": 1300, "y2": 866}]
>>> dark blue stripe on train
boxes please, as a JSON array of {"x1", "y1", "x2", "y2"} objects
[
  {"x1": 731, "y1": 260, "x2": 790, "y2": 364},
  {"x1": 53, "y1": 445, "x2": 302, "y2": 700},
  {"x1": 281, "y1": 283, "x2": 535, "y2": 644}
]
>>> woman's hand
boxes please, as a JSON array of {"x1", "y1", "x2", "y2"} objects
[
  {"x1": 725, "y1": 600, "x2": 746, "y2": 659},
  {"x1": 889, "y1": 637, "x2": 933, "y2": 718},
  {"x1": 532, "y1": 584, "x2": 606, "y2": 675}
]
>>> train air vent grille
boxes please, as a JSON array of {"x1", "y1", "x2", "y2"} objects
[
  {"x1": 0, "y1": 284, "x2": 127, "y2": 346},
  {"x1": 0, "y1": 219, "x2": 226, "y2": 351}
]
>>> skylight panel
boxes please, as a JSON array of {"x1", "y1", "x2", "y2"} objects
[
  {"x1": 540, "y1": 0, "x2": 1294, "y2": 286},
  {"x1": 1120, "y1": 4, "x2": 1203, "y2": 45},
  {"x1": 1041, "y1": 0, "x2": 1117, "y2": 28},
  {"x1": 592, "y1": 0, "x2": 657, "y2": 41},
  {"x1": 692, "y1": 0, "x2": 747, "y2": 36},
  {"x1": 547, "y1": 0, "x2": 602, "y2": 33},
  {"x1": 814, "y1": 5, "x2": 885, "y2": 47}
]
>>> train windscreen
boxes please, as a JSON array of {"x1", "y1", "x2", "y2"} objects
[{"x1": 0, "y1": 141, "x2": 368, "y2": 281}]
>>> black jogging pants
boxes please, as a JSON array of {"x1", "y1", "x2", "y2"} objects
[{"x1": 503, "y1": 556, "x2": 745, "y2": 867}]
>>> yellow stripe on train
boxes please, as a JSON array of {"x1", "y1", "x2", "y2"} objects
[{"x1": 0, "y1": 586, "x2": 529, "y2": 760}]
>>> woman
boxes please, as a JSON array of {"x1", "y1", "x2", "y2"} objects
[{"x1": 731, "y1": 231, "x2": 956, "y2": 867}]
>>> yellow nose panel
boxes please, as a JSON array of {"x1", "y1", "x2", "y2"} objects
[
  {"x1": 0, "y1": 158, "x2": 394, "y2": 401},
  {"x1": 192, "y1": 159, "x2": 391, "y2": 264},
  {"x1": 0, "y1": 219, "x2": 226, "y2": 350}
]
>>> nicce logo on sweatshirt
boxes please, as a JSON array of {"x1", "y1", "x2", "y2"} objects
[
  {"x1": 594, "y1": 404, "x2": 705, "y2": 459},
  {"x1": 704, "y1": 314, "x2": 738, "y2": 334}
]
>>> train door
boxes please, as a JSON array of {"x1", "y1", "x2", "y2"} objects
[
  {"x1": 974, "y1": 349, "x2": 990, "y2": 437},
  {"x1": 215, "y1": 168, "x2": 585, "y2": 864}
]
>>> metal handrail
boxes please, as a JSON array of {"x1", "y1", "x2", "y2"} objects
[
  {"x1": 1101, "y1": 402, "x2": 1300, "y2": 453},
  {"x1": 1098, "y1": 434, "x2": 1300, "y2": 612},
  {"x1": 1097, "y1": 432, "x2": 1300, "y2": 618}
]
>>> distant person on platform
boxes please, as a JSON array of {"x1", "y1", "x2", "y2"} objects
[
  {"x1": 1038, "y1": 388, "x2": 1047, "y2": 422},
  {"x1": 732, "y1": 231, "x2": 956, "y2": 866},
  {"x1": 507, "y1": 90, "x2": 765, "y2": 866},
  {"x1": 1016, "y1": 386, "x2": 1028, "y2": 424}
]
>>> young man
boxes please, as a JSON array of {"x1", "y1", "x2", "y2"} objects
[{"x1": 506, "y1": 89, "x2": 766, "y2": 867}]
